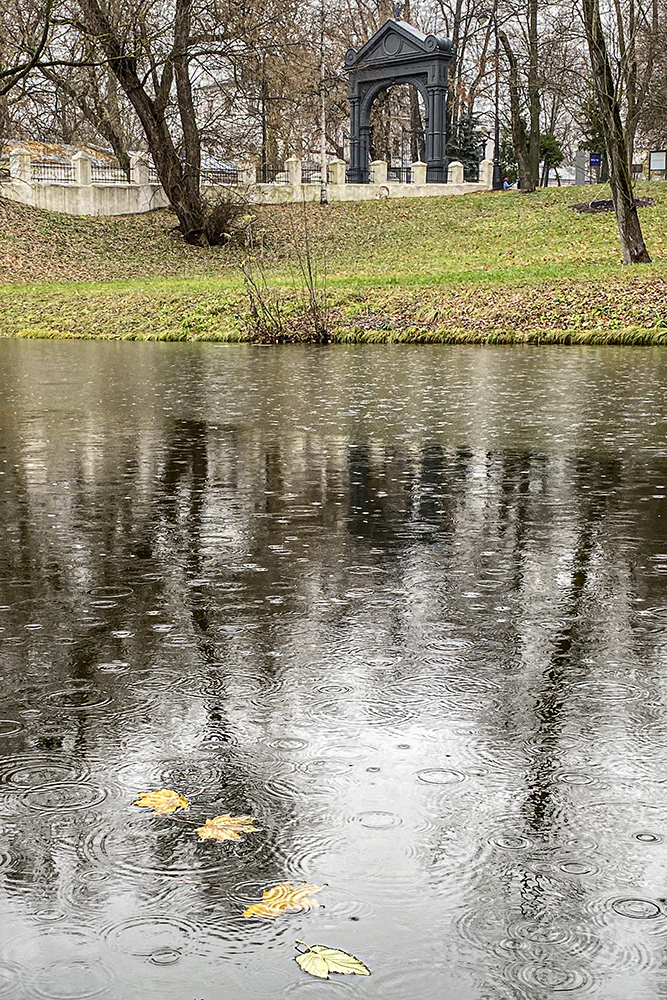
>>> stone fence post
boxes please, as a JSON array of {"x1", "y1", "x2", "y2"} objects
[
  {"x1": 130, "y1": 154, "x2": 150, "y2": 186},
  {"x1": 479, "y1": 159, "x2": 494, "y2": 189},
  {"x1": 328, "y1": 159, "x2": 346, "y2": 185},
  {"x1": 574, "y1": 149, "x2": 587, "y2": 185},
  {"x1": 239, "y1": 162, "x2": 257, "y2": 186},
  {"x1": 285, "y1": 157, "x2": 302, "y2": 186},
  {"x1": 370, "y1": 160, "x2": 387, "y2": 184},
  {"x1": 411, "y1": 161, "x2": 427, "y2": 185},
  {"x1": 448, "y1": 160, "x2": 464, "y2": 185},
  {"x1": 9, "y1": 148, "x2": 31, "y2": 184},
  {"x1": 72, "y1": 151, "x2": 92, "y2": 186}
]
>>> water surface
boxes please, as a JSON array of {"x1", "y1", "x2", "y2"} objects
[{"x1": 1, "y1": 341, "x2": 667, "y2": 999}]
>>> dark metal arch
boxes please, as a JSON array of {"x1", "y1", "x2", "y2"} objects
[
  {"x1": 345, "y1": 19, "x2": 453, "y2": 183},
  {"x1": 358, "y1": 76, "x2": 430, "y2": 126}
]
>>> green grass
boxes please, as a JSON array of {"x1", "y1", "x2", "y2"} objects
[{"x1": 2, "y1": 182, "x2": 667, "y2": 342}]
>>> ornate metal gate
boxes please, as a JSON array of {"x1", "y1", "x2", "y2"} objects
[{"x1": 345, "y1": 19, "x2": 453, "y2": 184}]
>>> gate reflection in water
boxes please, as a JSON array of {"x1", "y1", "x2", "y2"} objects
[{"x1": 0, "y1": 341, "x2": 666, "y2": 999}]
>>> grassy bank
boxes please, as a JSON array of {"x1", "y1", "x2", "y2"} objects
[{"x1": 3, "y1": 183, "x2": 667, "y2": 343}]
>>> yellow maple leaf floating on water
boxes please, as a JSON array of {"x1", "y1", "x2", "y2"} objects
[
  {"x1": 195, "y1": 814, "x2": 257, "y2": 842},
  {"x1": 295, "y1": 942, "x2": 371, "y2": 980},
  {"x1": 132, "y1": 788, "x2": 189, "y2": 815},
  {"x1": 243, "y1": 881, "x2": 324, "y2": 919}
]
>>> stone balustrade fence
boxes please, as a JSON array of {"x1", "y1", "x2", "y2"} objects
[{"x1": 1, "y1": 148, "x2": 492, "y2": 217}]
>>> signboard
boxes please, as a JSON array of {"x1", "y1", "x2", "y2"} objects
[
  {"x1": 650, "y1": 150, "x2": 666, "y2": 171},
  {"x1": 589, "y1": 153, "x2": 602, "y2": 168}
]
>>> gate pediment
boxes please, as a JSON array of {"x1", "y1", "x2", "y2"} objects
[{"x1": 345, "y1": 20, "x2": 452, "y2": 71}]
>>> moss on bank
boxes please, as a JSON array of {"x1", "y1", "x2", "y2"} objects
[
  {"x1": 2, "y1": 184, "x2": 667, "y2": 344},
  {"x1": 3, "y1": 278, "x2": 667, "y2": 345}
]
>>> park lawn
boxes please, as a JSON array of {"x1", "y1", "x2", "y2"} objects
[{"x1": 2, "y1": 181, "x2": 667, "y2": 343}]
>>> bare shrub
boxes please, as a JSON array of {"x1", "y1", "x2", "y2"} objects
[
  {"x1": 201, "y1": 187, "x2": 252, "y2": 246},
  {"x1": 241, "y1": 254, "x2": 288, "y2": 342},
  {"x1": 241, "y1": 203, "x2": 332, "y2": 343}
]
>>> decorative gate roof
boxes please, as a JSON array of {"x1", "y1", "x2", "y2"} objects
[{"x1": 344, "y1": 20, "x2": 452, "y2": 72}]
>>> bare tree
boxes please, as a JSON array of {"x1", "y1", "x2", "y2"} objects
[
  {"x1": 582, "y1": 0, "x2": 651, "y2": 262},
  {"x1": 69, "y1": 0, "x2": 207, "y2": 240},
  {"x1": 435, "y1": 0, "x2": 494, "y2": 127},
  {"x1": 497, "y1": 0, "x2": 540, "y2": 191},
  {"x1": 39, "y1": 63, "x2": 135, "y2": 176},
  {"x1": 638, "y1": 4, "x2": 667, "y2": 147},
  {"x1": 0, "y1": 0, "x2": 53, "y2": 148},
  {"x1": 611, "y1": 0, "x2": 660, "y2": 162},
  {"x1": 0, "y1": 0, "x2": 52, "y2": 98}
]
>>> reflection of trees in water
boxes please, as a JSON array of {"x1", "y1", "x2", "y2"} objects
[
  {"x1": 1, "y1": 428, "x2": 662, "y2": 740},
  {"x1": 499, "y1": 456, "x2": 622, "y2": 957},
  {"x1": 379, "y1": 447, "x2": 663, "y2": 983},
  {"x1": 520, "y1": 454, "x2": 624, "y2": 836},
  {"x1": 1, "y1": 409, "x2": 667, "y2": 947}
]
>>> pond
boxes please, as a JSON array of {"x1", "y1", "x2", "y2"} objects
[{"x1": 0, "y1": 340, "x2": 667, "y2": 1000}]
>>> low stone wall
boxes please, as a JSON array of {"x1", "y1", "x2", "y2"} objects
[
  {"x1": 251, "y1": 180, "x2": 487, "y2": 204},
  {"x1": 0, "y1": 149, "x2": 493, "y2": 217},
  {"x1": 2, "y1": 149, "x2": 170, "y2": 217},
  {"x1": 250, "y1": 156, "x2": 490, "y2": 203},
  {"x1": 3, "y1": 178, "x2": 169, "y2": 216}
]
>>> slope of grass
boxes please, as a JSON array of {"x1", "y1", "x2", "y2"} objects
[{"x1": 2, "y1": 182, "x2": 667, "y2": 343}]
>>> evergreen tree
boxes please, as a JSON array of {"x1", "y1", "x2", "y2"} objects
[
  {"x1": 447, "y1": 112, "x2": 485, "y2": 181},
  {"x1": 539, "y1": 133, "x2": 564, "y2": 185},
  {"x1": 499, "y1": 130, "x2": 518, "y2": 184}
]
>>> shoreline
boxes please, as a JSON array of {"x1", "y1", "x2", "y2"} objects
[
  {"x1": 2, "y1": 275, "x2": 667, "y2": 346},
  {"x1": 3, "y1": 326, "x2": 667, "y2": 346}
]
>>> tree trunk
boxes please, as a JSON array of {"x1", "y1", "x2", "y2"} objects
[
  {"x1": 410, "y1": 88, "x2": 424, "y2": 161},
  {"x1": 526, "y1": 0, "x2": 541, "y2": 188},
  {"x1": 173, "y1": 0, "x2": 201, "y2": 205},
  {"x1": 100, "y1": 70, "x2": 131, "y2": 179},
  {"x1": 370, "y1": 89, "x2": 391, "y2": 164},
  {"x1": 0, "y1": 34, "x2": 9, "y2": 141},
  {"x1": 499, "y1": 31, "x2": 534, "y2": 192},
  {"x1": 582, "y1": 0, "x2": 651, "y2": 263},
  {"x1": 0, "y1": 92, "x2": 8, "y2": 151}
]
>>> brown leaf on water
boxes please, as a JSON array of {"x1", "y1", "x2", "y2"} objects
[
  {"x1": 195, "y1": 814, "x2": 257, "y2": 842},
  {"x1": 243, "y1": 882, "x2": 324, "y2": 919},
  {"x1": 132, "y1": 788, "x2": 189, "y2": 814}
]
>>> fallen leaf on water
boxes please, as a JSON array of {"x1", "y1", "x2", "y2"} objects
[
  {"x1": 296, "y1": 949, "x2": 329, "y2": 979},
  {"x1": 132, "y1": 789, "x2": 189, "y2": 814},
  {"x1": 295, "y1": 941, "x2": 371, "y2": 979},
  {"x1": 195, "y1": 814, "x2": 257, "y2": 841},
  {"x1": 243, "y1": 882, "x2": 324, "y2": 919},
  {"x1": 310, "y1": 946, "x2": 372, "y2": 976}
]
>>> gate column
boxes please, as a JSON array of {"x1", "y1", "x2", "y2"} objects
[
  {"x1": 348, "y1": 95, "x2": 363, "y2": 183},
  {"x1": 426, "y1": 86, "x2": 447, "y2": 183},
  {"x1": 359, "y1": 125, "x2": 371, "y2": 183}
]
